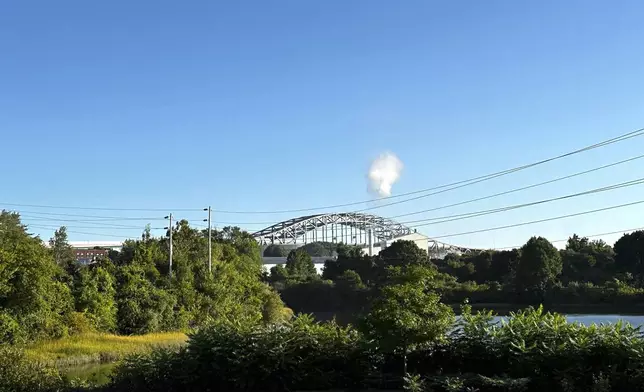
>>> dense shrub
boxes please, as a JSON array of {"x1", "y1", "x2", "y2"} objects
[
  {"x1": 0, "y1": 311, "x2": 25, "y2": 344},
  {"x1": 110, "y1": 315, "x2": 374, "y2": 392},
  {"x1": 0, "y1": 346, "x2": 65, "y2": 392}
]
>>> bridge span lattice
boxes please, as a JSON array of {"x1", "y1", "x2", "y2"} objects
[{"x1": 251, "y1": 212, "x2": 477, "y2": 257}]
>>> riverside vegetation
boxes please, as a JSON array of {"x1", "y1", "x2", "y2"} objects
[
  {"x1": 4, "y1": 209, "x2": 644, "y2": 391},
  {"x1": 269, "y1": 232, "x2": 644, "y2": 319}
]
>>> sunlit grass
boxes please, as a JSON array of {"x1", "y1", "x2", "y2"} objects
[{"x1": 25, "y1": 332, "x2": 188, "y2": 368}]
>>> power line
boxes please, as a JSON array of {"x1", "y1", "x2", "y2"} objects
[
  {"x1": 390, "y1": 153, "x2": 644, "y2": 219},
  {"x1": 17, "y1": 214, "x2": 161, "y2": 229},
  {"x1": 6, "y1": 209, "x2": 164, "y2": 220},
  {"x1": 205, "y1": 154, "x2": 644, "y2": 227},
  {"x1": 0, "y1": 127, "x2": 642, "y2": 215},
  {"x1": 28, "y1": 225, "x2": 136, "y2": 239},
  {"x1": 399, "y1": 177, "x2": 644, "y2": 226},
  {"x1": 208, "y1": 126, "x2": 644, "y2": 214},
  {"x1": 425, "y1": 199, "x2": 644, "y2": 240},
  {"x1": 185, "y1": 155, "x2": 644, "y2": 228},
  {"x1": 0, "y1": 204, "x2": 202, "y2": 212},
  {"x1": 26, "y1": 223, "x2": 164, "y2": 230},
  {"x1": 494, "y1": 226, "x2": 644, "y2": 250}
]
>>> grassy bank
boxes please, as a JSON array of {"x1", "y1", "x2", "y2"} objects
[{"x1": 25, "y1": 332, "x2": 188, "y2": 368}]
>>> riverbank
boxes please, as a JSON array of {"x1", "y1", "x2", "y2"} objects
[
  {"x1": 461, "y1": 302, "x2": 644, "y2": 315},
  {"x1": 24, "y1": 332, "x2": 188, "y2": 368},
  {"x1": 310, "y1": 303, "x2": 644, "y2": 325}
]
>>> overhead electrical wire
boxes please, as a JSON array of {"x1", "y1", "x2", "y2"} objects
[
  {"x1": 26, "y1": 223, "x2": 164, "y2": 230},
  {"x1": 422, "y1": 199, "x2": 644, "y2": 240},
  {"x1": 207, "y1": 126, "x2": 644, "y2": 214},
  {"x1": 6, "y1": 210, "x2": 164, "y2": 220},
  {"x1": 1, "y1": 127, "x2": 643, "y2": 214},
  {"x1": 186, "y1": 153, "x2": 644, "y2": 227},
  {"x1": 397, "y1": 177, "x2": 644, "y2": 226},
  {"x1": 389, "y1": 153, "x2": 644, "y2": 219},
  {"x1": 494, "y1": 226, "x2": 644, "y2": 250},
  {"x1": 17, "y1": 214, "x2": 161, "y2": 229},
  {"x1": 27, "y1": 225, "x2": 136, "y2": 239}
]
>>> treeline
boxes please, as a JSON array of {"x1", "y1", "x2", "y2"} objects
[
  {"x1": 268, "y1": 231, "x2": 644, "y2": 317},
  {"x1": 0, "y1": 211, "x2": 290, "y2": 344}
]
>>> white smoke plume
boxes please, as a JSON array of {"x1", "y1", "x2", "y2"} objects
[{"x1": 367, "y1": 152, "x2": 404, "y2": 198}]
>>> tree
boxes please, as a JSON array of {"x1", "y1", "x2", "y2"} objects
[
  {"x1": 335, "y1": 270, "x2": 365, "y2": 290},
  {"x1": 49, "y1": 226, "x2": 77, "y2": 277},
  {"x1": 74, "y1": 266, "x2": 118, "y2": 332},
  {"x1": 0, "y1": 211, "x2": 74, "y2": 340},
  {"x1": 300, "y1": 242, "x2": 336, "y2": 257},
  {"x1": 263, "y1": 244, "x2": 288, "y2": 257},
  {"x1": 269, "y1": 264, "x2": 289, "y2": 282},
  {"x1": 614, "y1": 231, "x2": 644, "y2": 283},
  {"x1": 285, "y1": 248, "x2": 317, "y2": 278},
  {"x1": 359, "y1": 282, "x2": 454, "y2": 374},
  {"x1": 515, "y1": 237, "x2": 562, "y2": 294},
  {"x1": 378, "y1": 240, "x2": 428, "y2": 267}
]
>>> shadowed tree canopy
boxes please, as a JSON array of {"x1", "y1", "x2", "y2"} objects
[
  {"x1": 286, "y1": 248, "x2": 317, "y2": 278},
  {"x1": 378, "y1": 240, "x2": 428, "y2": 267},
  {"x1": 263, "y1": 244, "x2": 289, "y2": 257},
  {"x1": 515, "y1": 236, "x2": 562, "y2": 292},
  {"x1": 614, "y1": 230, "x2": 644, "y2": 281}
]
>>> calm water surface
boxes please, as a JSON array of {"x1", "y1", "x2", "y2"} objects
[{"x1": 491, "y1": 314, "x2": 644, "y2": 327}]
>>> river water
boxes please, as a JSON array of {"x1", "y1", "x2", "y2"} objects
[{"x1": 492, "y1": 314, "x2": 644, "y2": 326}]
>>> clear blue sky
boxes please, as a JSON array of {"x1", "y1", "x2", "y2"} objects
[{"x1": 2, "y1": 0, "x2": 644, "y2": 249}]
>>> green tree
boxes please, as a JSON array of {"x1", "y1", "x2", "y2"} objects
[
  {"x1": 263, "y1": 244, "x2": 289, "y2": 257},
  {"x1": 285, "y1": 248, "x2": 317, "y2": 278},
  {"x1": 515, "y1": 237, "x2": 562, "y2": 294},
  {"x1": 269, "y1": 264, "x2": 289, "y2": 282},
  {"x1": 74, "y1": 266, "x2": 118, "y2": 332},
  {"x1": 614, "y1": 230, "x2": 644, "y2": 283},
  {"x1": 49, "y1": 226, "x2": 76, "y2": 272},
  {"x1": 335, "y1": 269, "x2": 365, "y2": 290},
  {"x1": 360, "y1": 281, "x2": 454, "y2": 373},
  {"x1": 378, "y1": 240, "x2": 428, "y2": 267},
  {"x1": 300, "y1": 242, "x2": 336, "y2": 257},
  {"x1": 0, "y1": 211, "x2": 74, "y2": 340}
]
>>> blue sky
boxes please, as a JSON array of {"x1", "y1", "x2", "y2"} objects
[{"x1": 1, "y1": 0, "x2": 644, "y2": 249}]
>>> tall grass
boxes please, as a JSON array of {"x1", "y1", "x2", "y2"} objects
[{"x1": 24, "y1": 332, "x2": 187, "y2": 368}]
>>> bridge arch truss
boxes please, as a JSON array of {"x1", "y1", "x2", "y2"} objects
[{"x1": 251, "y1": 212, "x2": 477, "y2": 256}]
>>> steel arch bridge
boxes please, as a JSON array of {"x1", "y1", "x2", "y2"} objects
[{"x1": 251, "y1": 212, "x2": 477, "y2": 256}]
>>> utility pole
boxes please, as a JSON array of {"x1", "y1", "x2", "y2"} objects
[
  {"x1": 204, "y1": 206, "x2": 212, "y2": 273},
  {"x1": 164, "y1": 214, "x2": 173, "y2": 277}
]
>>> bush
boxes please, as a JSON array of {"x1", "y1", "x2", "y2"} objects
[
  {"x1": 110, "y1": 315, "x2": 374, "y2": 392},
  {"x1": 65, "y1": 312, "x2": 96, "y2": 336},
  {"x1": 0, "y1": 312, "x2": 25, "y2": 345},
  {"x1": 0, "y1": 346, "x2": 65, "y2": 392}
]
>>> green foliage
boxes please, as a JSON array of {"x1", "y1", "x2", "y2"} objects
[
  {"x1": 0, "y1": 211, "x2": 74, "y2": 341},
  {"x1": 262, "y1": 244, "x2": 288, "y2": 257},
  {"x1": 379, "y1": 239, "x2": 428, "y2": 267},
  {"x1": 614, "y1": 230, "x2": 644, "y2": 281},
  {"x1": 300, "y1": 241, "x2": 337, "y2": 257},
  {"x1": 48, "y1": 227, "x2": 76, "y2": 275},
  {"x1": 0, "y1": 211, "x2": 289, "y2": 342},
  {"x1": 0, "y1": 311, "x2": 25, "y2": 344},
  {"x1": 360, "y1": 281, "x2": 455, "y2": 355},
  {"x1": 285, "y1": 248, "x2": 317, "y2": 278},
  {"x1": 110, "y1": 315, "x2": 372, "y2": 392},
  {"x1": 268, "y1": 264, "x2": 289, "y2": 283},
  {"x1": 74, "y1": 266, "x2": 117, "y2": 332},
  {"x1": 515, "y1": 237, "x2": 562, "y2": 293},
  {"x1": 0, "y1": 346, "x2": 65, "y2": 392},
  {"x1": 116, "y1": 265, "x2": 181, "y2": 334}
]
